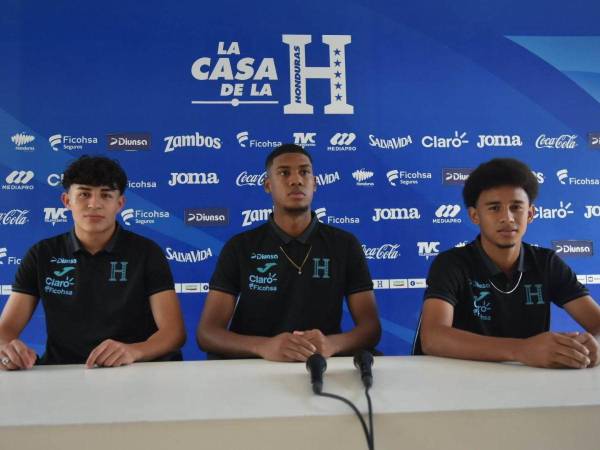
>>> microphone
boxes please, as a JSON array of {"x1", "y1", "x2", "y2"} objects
[
  {"x1": 306, "y1": 353, "x2": 327, "y2": 394},
  {"x1": 353, "y1": 350, "x2": 374, "y2": 388}
]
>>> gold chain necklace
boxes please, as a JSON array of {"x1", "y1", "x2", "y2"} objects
[{"x1": 279, "y1": 245, "x2": 312, "y2": 275}]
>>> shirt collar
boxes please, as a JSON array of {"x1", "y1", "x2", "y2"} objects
[
  {"x1": 473, "y1": 235, "x2": 526, "y2": 277},
  {"x1": 268, "y1": 212, "x2": 318, "y2": 244},
  {"x1": 68, "y1": 223, "x2": 122, "y2": 255}
]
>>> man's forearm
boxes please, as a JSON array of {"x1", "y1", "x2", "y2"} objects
[
  {"x1": 129, "y1": 326, "x2": 186, "y2": 362},
  {"x1": 197, "y1": 326, "x2": 270, "y2": 358},
  {"x1": 421, "y1": 325, "x2": 520, "y2": 362},
  {"x1": 327, "y1": 319, "x2": 381, "y2": 356}
]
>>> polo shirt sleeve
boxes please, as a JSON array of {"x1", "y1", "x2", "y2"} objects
[
  {"x1": 547, "y1": 251, "x2": 589, "y2": 307},
  {"x1": 345, "y1": 234, "x2": 373, "y2": 295},
  {"x1": 144, "y1": 241, "x2": 175, "y2": 296},
  {"x1": 12, "y1": 244, "x2": 40, "y2": 297},
  {"x1": 424, "y1": 252, "x2": 463, "y2": 307},
  {"x1": 209, "y1": 237, "x2": 241, "y2": 296}
]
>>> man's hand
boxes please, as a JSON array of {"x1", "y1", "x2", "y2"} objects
[
  {"x1": 256, "y1": 332, "x2": 316, "y2": 362},
  {"x1": 573, "y1": 332, "x2": 599, "y2": 367},
  {"x1": 0, "y1": 339, "x2": 36, "y2": 371},
  {"x1": 86, "y1": 339, "x2": 141, "y2": 368},
  {"x1": 515, "y1": 332, "x2": 591, "y2": 369},
  {"x1": 294, "y1": 329, "x2": 337, "y2": 358}
]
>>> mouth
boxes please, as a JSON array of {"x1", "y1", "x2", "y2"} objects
[
  {"x1": 497, "y1": 228, "x2": 517, "y2": 236},
  {"x1": 288, "y1": 191, "x2": 305, "y2": 199}
]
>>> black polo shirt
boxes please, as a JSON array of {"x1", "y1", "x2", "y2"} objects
[
  {"x1": 210, "y1": 213, "x2": 373, "y2": 344},
  {"x1": 413, "y1": 237, "x2": 589, "y2": 355},
  {"x1": 12, "y1": 224, "x2": 175, "y2": 364}
]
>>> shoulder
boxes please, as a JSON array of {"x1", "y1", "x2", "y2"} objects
[
  {"x1": 314, "y1": 222, "x2": 361, "y2": 245},
  {"x1": 431, "y1": 244, "x2": 474, "y2": 267},
  {"x1": 118, "y1": 228, "x2": 164, "y2": 253},
  {"x1": 28, "y1": 231, "x2": 71, "y2": 254}
]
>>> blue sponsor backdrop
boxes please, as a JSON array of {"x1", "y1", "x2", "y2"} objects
[{"x1": 1, "y1": 0, "x2": 599, "y2": 359}]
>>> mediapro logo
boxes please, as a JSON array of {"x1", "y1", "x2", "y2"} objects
[
  {"x1": 242, "y1": 208, "x2": 272, "y2": 227},
  {"x1": 327, "y1": 133, "x2": 357, "y2": 151},
  {"x1": 417, "y1": 241, "x2": 440, "y2": 260},
  {"x1": 552, "y1": 240, "x2": 594, "y2": 257},
  {"x1": 107, "y1": 133, "x2": 152, "y2": 151},
  {"x1": 49, "y1": 134, "x2": 98, "y2": 151},
  {"x1": 44, "y1": 207, "x2": 69, "y2": 226},
  {"x1": 11, "y1": 133, "x2": 35, "y2": 151},
  {"x1": 433, "y1": 205, "x2": 461, "y2": 224},
  {"x1": 185, "y1": 208, "x2": 229, "y2": 226},
  {"x1": 422, "y1": 132, "x2": 468, "y2": 149},
  {"x1": 190, "y1": 35, "x2": 353, "y2": 115},
  {"x1": 3, "y1": 171, "x2": 34, "y2": 190},
  {"x1": 442, "y1": 168, "x2": 472, "y2": 185}
]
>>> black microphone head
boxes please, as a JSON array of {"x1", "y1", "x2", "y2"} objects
[
  {"x1": 306, "y1": 353, "x2": 327, "y2": 394},
  {"x1": 353, "y1": 350, "x2": 374, "y2": 369},
  {"x1": 306, "y1": 353, "x2": 327, "y2": 374}
]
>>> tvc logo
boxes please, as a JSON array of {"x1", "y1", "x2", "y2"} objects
[
  {"x1": 44, "y1": 208, "x2": 68, "y2": 226},
  {"x1": 417, "y1": 242, "x2": 440, "y2": 260},
  {"x1": 293, "y1": 132, "x2": 317, "y2": 147}
]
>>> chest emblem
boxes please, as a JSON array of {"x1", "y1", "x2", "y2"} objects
[{"x1": 472, "y1": 290, "x2": 492, "y2": 321}]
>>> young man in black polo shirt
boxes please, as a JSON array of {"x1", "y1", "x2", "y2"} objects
[
  {"x1": 415, "y1": 158, "x2": 600, "y2": 368},
  {"x1": 0, "y1": 156, "x2": 185, "y2": 370},
  {"x1": 197, "y1": 144, "x2": 381, "y2": 361}
]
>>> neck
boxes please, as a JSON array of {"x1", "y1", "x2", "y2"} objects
[
  {"x1": 74, "y1": 223, "x2": 116, "y2": 254},
  {"x1": 273, "y1": 210, "x2": 312, "y2": 238},
  {"x1": 480, "y1": 236, "x2": 520, "y2": 275}
]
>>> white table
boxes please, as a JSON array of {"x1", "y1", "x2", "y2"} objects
[{"x1": 1, "y1": 356, "x2": 599, "y2": 450}]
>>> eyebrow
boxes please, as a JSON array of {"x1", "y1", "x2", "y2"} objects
[
  {"x1": 483, "y1": 200, "x2": 525, "y2": 205},
  {"x1": 275, "y1": 164, "x2": 312, "y2": 170},
  {"x1": 75, "y1": 186, "x2": 117, "y2": 192}
]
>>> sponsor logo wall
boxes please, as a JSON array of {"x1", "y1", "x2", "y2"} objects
[{"x1": 2, "y1": 1, "x2": 599, "y2": 360}]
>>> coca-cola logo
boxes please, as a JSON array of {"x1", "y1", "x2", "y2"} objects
[
  {"x1": 535, "y1": 134, "x2": 577, "y2": 149},
  {"x1": 0, "y1": 209, "x2": 29, "y2": 225},
  {"x1": 362, "y1": 244, "x2": 400, "y2": 260},
  {"x1": 236, "y1": 171, "x2": 266, "y2": 187}
]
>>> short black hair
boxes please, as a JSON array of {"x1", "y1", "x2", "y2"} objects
[
  {"x1": 463, "y1": 158, "x2": 538, "y2": 208},
  {"x1": 62, "y1": 155, "x2": 128, "y2": 194},
  {"x1": 265, "y1": 144, "x2": 313, "y2": 171}
]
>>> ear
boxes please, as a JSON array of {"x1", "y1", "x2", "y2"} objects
[
  {"x1": 264, "y1": 176, "x2": 271, "y2": 193},
  {"x1": 313, "y1": 175, "x2": 317, "y2": 192},
  {"x1": 117, "y1": 194, "x2": 126, "y2": 211},
  {"x1": 468, "y1": 206, "x2": 479, "y2": 225},
  {"x1": 527, "y1": 204, "x2": 535, "y2": 224},
  {"x1": 61, "y1": 192, "x2": 71, "y2": 209}
]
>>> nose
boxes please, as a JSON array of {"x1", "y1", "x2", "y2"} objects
[
  {"x1": 289, "y1": 171, "x2": 304, "y2": 186},
  {"x1": 87, "y1": 192, "x2": 102, "y2": 209},
  {"x1": 499, "y1": 206, "x2": 515, "y2": 223}
]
